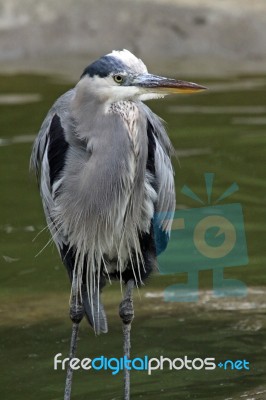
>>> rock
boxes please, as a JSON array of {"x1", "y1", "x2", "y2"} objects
[{"x1": 1, "y1": 0, "x2": 266, "y2": 76}]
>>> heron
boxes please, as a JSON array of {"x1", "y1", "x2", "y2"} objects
[{"x1": 30, "y1": 49, "x2": 205, "y2": 400}]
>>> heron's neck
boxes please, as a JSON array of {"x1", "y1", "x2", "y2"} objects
[{"x1": 70, "y1": 87, "x2": 109, "y2": 141}]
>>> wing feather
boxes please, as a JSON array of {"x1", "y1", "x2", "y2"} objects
[
  {"x1": 30, "y1": 90, "x2": 74, "y2": 252},
  {"x1": 144, "y1": 107, "x2": 176, "y2": 255},
  {"x1": 30, "y1": 90, "x2": 108, "y2": 333}
]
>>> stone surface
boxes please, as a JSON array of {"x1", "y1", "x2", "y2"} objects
[{"x1": 1, "y1": 0, "x2": 266, "y2": 77}]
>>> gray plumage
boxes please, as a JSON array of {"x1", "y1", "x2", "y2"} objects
[
  {"x1": 31, "y1": 50, "x2": 204, "y2": 337},
  {"x1": 30, "y1": 50, "x2": 206, "y2": 400}
]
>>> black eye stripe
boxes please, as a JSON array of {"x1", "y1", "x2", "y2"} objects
[{"x1": 81, "y1": 56, "x2": 127, "y2": 79}]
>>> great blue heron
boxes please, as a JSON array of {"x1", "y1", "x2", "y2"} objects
[{"x1": 30, "y1": 49, "x2": 205, "y2": 400}]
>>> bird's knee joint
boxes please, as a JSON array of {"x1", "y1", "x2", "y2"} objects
[
  {"x1": 119, "y1": 298, "x2": 134, "y2": 325},
  {"x1": 70, "y1": 304, "x2": 84, "y2": 323}
]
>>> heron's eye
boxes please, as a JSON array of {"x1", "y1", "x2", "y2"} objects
[{"x1": 113, "y1": 74, "x2": 124, "y2": 84}]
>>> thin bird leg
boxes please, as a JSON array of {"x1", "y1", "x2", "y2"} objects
[
  {"x1": 64, "y1": 283, "x2": 84, "y2": 400},
  {"x1": 119, "y1": 279, "x2": 135, "y2": 400}
]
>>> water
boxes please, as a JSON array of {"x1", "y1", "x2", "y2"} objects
[{"x1": 0, "y1": 73, "x2": 265, "y2": 399}]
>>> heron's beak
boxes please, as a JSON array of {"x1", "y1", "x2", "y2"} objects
[{"x1": 134, "y1": 73, "x2": 207, "y2": 95}]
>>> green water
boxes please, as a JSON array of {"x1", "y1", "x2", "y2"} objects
[{"x1": 0, "y1": 73, "x2": 266, "y2": 399}]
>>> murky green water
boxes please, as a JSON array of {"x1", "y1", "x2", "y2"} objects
[{"x1": 0, "y1": 73, "x2": 266, "y2": 399}]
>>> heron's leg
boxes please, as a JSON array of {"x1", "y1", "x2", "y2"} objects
[
  {"x1": 119, "y1": 279, "x2": 135, "y2": 400},
  {"x1": 64, "y1": 287, "x2": 84, "y2": 400}
]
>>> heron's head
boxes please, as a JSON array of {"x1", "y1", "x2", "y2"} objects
[{"x1": 77, "y1": 49, "x2": 206, "y2": 103}]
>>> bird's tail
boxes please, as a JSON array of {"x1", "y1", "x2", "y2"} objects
[{"x1": 81, "y1": 284, "x2": 108, "y2": 334}]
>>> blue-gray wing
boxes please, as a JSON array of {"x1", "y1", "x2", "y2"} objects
[
  {"x1": 145, "y1": 107, "x2": 176, "y2": 256},
  {"x1": 30, "y1": 90, "x2": 74, "y2": 252},
  {"x1": 30, "y1": 90, "x2": 108, "y2": 333}
]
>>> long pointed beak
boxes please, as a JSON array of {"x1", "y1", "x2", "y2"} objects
[{"x1": 134, "y1": 73, "x2": 207, "y2": 94}]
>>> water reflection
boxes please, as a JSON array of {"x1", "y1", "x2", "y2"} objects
[
  {"x1": 0, "y1": 93, "x2": 41, "y2": 105},
  {"x1": 0, "y1": 73, "x2": 265, "y2": 400}
]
